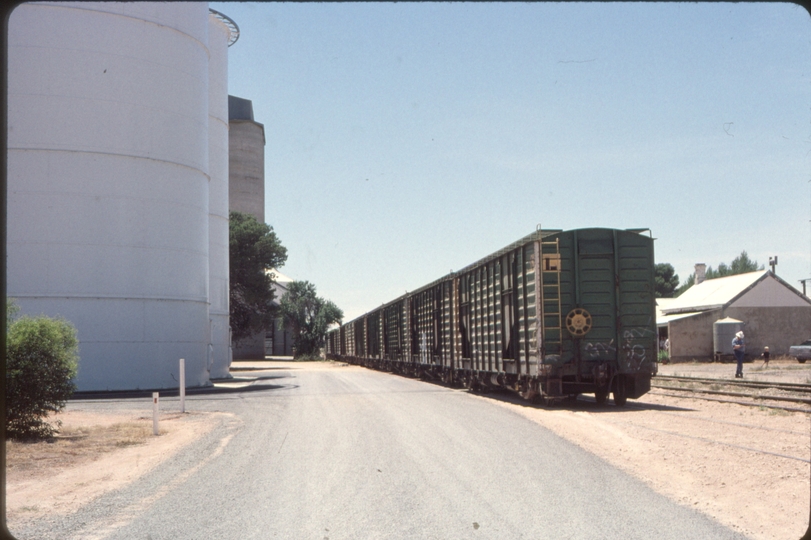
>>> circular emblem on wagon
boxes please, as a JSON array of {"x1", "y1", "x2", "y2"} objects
[{"x1": 565, "y1": 308, "x2": 592, "y2": 337}]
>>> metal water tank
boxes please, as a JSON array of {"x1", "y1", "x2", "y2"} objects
[
  {"x1": 208, "y1": 10, "x2": 238, "y2": 379},
  {"x1": 713, "y1": 317, "x2": 745, "y2": 356},
  {"x1": 7, "y1": 2, "x2": 212, "y2": 391}
]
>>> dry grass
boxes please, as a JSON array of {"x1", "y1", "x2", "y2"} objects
[{"x1": 6, "y1": 421, "x2": 160, "y2": 481}]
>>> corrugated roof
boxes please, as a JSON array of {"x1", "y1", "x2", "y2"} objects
[
  {"x1": 657, "y1": 311, "x2": 706, "y2": 326},
  {"x1": 661, "y1": 270, "x2": 768, "y2": 314},
  {"x1": 655, "y1": 298, "x2": 676, "y2": 318}
]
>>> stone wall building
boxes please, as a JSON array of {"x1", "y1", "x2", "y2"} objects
[{"x1": 658, "y1": 269, "x2": 811, "y2": 362}]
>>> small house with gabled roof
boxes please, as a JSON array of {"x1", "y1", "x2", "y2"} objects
[{"x1": 658, "y1": 270, "x2": 811, "y2": 362}]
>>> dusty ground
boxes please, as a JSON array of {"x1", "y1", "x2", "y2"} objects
[
  {"x1": 488, "y1": 358, "x2": 811, "y2": 540},
  {"x1": 6, "y1": 359, "x2": 811, "y2": 540},
  {"x1": 6, "y1": 407, "x2": 230, "y2": 529}
]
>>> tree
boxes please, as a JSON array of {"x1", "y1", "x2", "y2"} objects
[
  {"x1": 229, "y1": 211, "x2": 287, "y2": 345},
  {"x1": 279, "y1": 281, "x2": 343, "y2": 359},
  {"x1": 704, "y1": 251, "x2": 764, "y2": 279},
  {"x1": 654, "y1": 263, "x2": 680, "y2": 298},
  {"x1": 675, "y1": 251, "x2": 764, "y2": 296},
  {"x1": 6, "y1": 300, "x2": 79, "y2": 439}
]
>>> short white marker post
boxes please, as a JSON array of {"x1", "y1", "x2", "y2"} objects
[
  {"x1": 179, "y1": 358, "x2": 186, "y2": 414},
  {"x1": 152, "y1": 392, "x2": 159, "y2": 436}
]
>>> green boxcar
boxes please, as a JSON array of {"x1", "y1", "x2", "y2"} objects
[{"x1": 325, "y1": 227, "x2": 657, "y2": 406}]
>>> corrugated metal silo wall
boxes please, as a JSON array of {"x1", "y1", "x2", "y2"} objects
[
  {"x1": 7, "y1": 2, "x2": 213, "y2": 391},
  {"x1": 208, "y1": 13, "x2": 232, "y2": 378}
]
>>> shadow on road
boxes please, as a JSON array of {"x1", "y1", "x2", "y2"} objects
[
  {"x1": 364, "y1": 366, "x2": 698, "y2": 413},
  {"x1": 70, "y1": 373, "x2": 297, "y2": 401},
  {"x1": 469, "y1": 387, "x2": 696, "y2": 413},
  {"x1": 410, "y1": 376, "x2": 696, "y2": 413}
]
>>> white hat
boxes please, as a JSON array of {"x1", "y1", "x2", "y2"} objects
[{"x1": 735, "y1": 331, "x2": 744, "y2": 339}]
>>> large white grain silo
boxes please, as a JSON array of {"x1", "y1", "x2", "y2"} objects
[{"x1": 7, "y1": 2, "x2": 215, "y2": 391}]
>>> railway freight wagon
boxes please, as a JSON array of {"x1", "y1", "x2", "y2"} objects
[{"x1": 326, "y1": 228, "x2": 657, "y2": 405}]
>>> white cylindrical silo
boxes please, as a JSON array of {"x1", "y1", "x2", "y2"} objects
[
  {"x1": 7, "y1": 2, "x2": 212, "y2": 391},
  {"x1": 207, "y1": 10, "x2": 237, "y2": 379}
]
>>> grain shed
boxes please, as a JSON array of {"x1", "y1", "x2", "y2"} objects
[{"x1": 658, "y1": 270, "x2": 811, "y2": 362}]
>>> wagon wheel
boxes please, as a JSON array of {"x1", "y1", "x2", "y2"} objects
[
  {"x1": 613, "y1": 377, "x2": 628, "y2": 407},
  {"x1": 543, "y1": 396, "x2": 557, "y2": 407},
  {"x1": 519, "y1": 381, "x2": 538, "y2": 402},
  {"x1": 565, "y1": 308, "x2": 593, "y2": 337}
]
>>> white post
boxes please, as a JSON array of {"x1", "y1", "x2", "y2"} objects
[
  {"x1": 179, "y1": 358, "x2": 186, "y2": 414},
  {"x1": 152, "y1": 392, "x2": 159, "y2": 436}
]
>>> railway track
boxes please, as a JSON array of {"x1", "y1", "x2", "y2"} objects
[{"x1": 651, "y1": 374, "x2": 811, "y2": 411}]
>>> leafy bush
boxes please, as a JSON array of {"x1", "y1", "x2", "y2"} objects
[
  {"x1": 279, "y1": 281, "x2": 343, "y2": 359},
  {"x1": 6, "y1": 300, "x2": 79, "y2": 440}
]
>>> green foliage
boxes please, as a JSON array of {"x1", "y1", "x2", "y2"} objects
[
  {"x1": 6, "y1": 300, "x2": 79, "y2": 440},
  {"x1": 229, "y1": 211, "x2": 288, "y2": 345},
  {"x1": 704, "y1": 251, "x2": 764, "y2": 279},
  {"x1": 280, "y1": 281, "x2": 343, "y2": 358},
  {"x1": 675, "y1": 251, "x2": 764, "y2": 296},
  {"x1": 654, "y1": 263, "x2": 680, "y2": 298}
]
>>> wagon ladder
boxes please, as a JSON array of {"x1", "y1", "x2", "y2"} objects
[{"x1": 539, "y1": 237, "x2": 563, "y2": 356}]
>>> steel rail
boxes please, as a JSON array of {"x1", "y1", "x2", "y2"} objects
[
  {"x1": 651, "y1": 382, "x2": 811, "y2": 405},
  {"x1": 654, "y1": 374, "x2": 811, "y2": 393}
]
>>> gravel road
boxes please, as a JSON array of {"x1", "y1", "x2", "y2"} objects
[{"x1": 11, "y1": 364, "x2": 748, "y2": 540}]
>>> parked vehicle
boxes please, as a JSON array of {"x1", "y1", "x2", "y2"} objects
[
  {"x1": 789, "y1": 339, "x2": 811, "y2": 363},
  {"x1": 326, "y1": 227, "x2": 658, "y2": 406}
]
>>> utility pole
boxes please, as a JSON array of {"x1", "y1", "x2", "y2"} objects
[
  {"x1": 768, "y1": 256, "x2": 777, "y2": 274},
  {"x1": 800, "y1": 278, "x2": 811, "y2": 297}
]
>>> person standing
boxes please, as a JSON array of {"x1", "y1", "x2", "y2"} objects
[
  {"x1": 732, "y1": 331, "x2": 745, "y2": 378},
  {"x1": 761, "y1": 346, "x2": 770, "y2": 367}
]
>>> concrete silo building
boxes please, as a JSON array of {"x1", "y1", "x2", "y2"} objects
[
  {"x1": 7, "y1": 3, "x2": 238, "y2": 391},
  {"x1": 228, "y1": 95, "x2": 267, "y2": 360},
  {"x1": 227, "y1": 96, "x2": 295, "y2": 359},
  {"x1": 228, "y1": 95, "x2": 266, "y2": 223}
]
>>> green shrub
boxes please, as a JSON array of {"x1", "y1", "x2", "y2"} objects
[{"x1": 6, "y1": 300, "x2": 79, "y2": 440}]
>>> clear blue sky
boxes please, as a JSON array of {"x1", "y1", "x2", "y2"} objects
[{"x1": 211, "y1": 2, "x2": 811, "y2": 322}]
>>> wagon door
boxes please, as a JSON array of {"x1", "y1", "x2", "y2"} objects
[
  {"x1": 614, "y1": 230, "x2": 657, "y2": 376},
  {"x1": 574, "y1": 229, "x2": 618, "y2": 372}
]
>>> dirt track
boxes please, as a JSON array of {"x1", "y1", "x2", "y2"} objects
[
  {"x1": 498, "y1": 359, "x2": 811, "y2": 540},
  {"x1": 6, "y1": 359, "x2": 811, "y2": 539}
]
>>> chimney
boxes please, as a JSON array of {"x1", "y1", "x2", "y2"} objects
[{"x1": 695, "y1": 263, "x2": 706, "y2": 284}]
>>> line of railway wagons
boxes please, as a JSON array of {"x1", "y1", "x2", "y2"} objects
[{"x1": 325, "y1": 227, "x2": 658, "y2": 406}]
